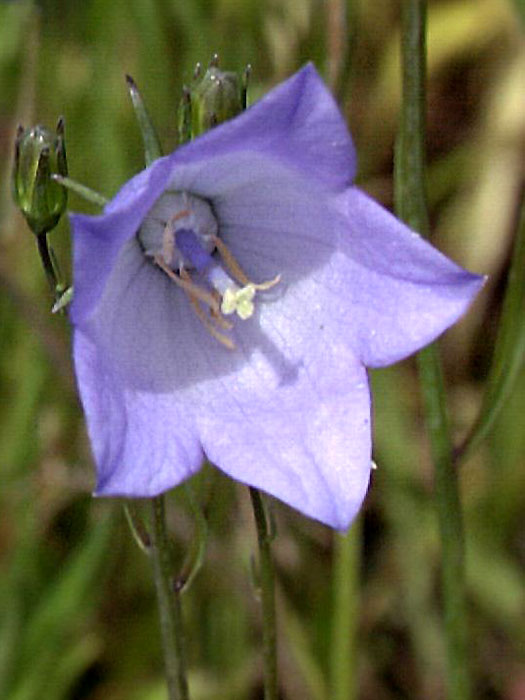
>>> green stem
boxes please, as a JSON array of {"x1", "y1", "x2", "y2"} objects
[
  {"x1": 395, "y1": 2, "x2": 470, "y2": 699},
  {"x1": 36, "y1": 233, "x2": 59, "y2": 292},
  {"x1": 417, "y1": 346, "x2": 470, "y2": 700},
  {"x1": 330, "y1": 519, "x2": 360, "y2": 700},
  {"x1": 456, "y1": 199, "x2": 525, "y2": 461},
  {"x1": 249, "y1": 488, "x2": 278, "y2": 700},
  {"x1": 149, "y1": 496, "x2": 189, "y2": 700},
  {"x1": 36, "y1": 232, "x2": 72, "y2": 312}
]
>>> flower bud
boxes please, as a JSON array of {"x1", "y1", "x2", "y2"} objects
[
  {"x1": 12, "y1": 118, "x2": 68, "y2": 235},
  {"x1": 190, "y1": 60, "x2": 243, "y2": 137}
]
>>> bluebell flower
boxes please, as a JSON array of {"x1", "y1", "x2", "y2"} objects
[{"x1": 70, "y1": 65, "x2": 483, "y2": 529}]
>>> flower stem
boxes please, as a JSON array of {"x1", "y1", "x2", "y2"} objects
[
  {"x1": 35, "y1": 232, "x2": 73, "y2": 312},
  {"x1": 326, "y1": 0, "x2": 348, "y2": 98},
  {"x1": 417, "y1": 345, "x2": 470, "y2": 700},
  {"x1": 149, "y1": 495, "x2": 189, "y2": 700},
  {"x1": 395, "y1": 2, "x2": 470, "y2": 699},
  {"x1": 36, "y1": 233, "x2": 59, "y2": 293},
  {"x1": 330, "y1": 519, "x2": 360, "y2": 700},
  {"x1": 249, "y1": 487, "x2": 278, "y2": 700}
]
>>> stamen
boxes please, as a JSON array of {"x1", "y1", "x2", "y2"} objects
[
  {"x1": 186, "y1": 292, "x2": 236, "y2": 350},
  {"x1": 208, "y1": 235, "x2": 281, "y2": 319},
  {"x1": 210, "y1": 305, "x2": 235, "y2": 330},
  {"x1": 211, "y1": 234, "x2": 250, "y2": 286},
  {"x1": 169, "y1": 208, "x2": 191, "y2": 224},
  {"x1": 211, "y1": 234, "x2": 281, "y2": 291},
  {"x1": 180, "y1": 269, "x2": 233, "y2": 331},
  {"x1": 153, "y1": 255, "x2": 221, "y2": 315},
  {"x1": 147, "y1": 204, "x2": 281, "y2": 347},
  {"x1": 180, "y1": 270, "x2": 235, "y2": 350},
  {"x1": 253, "y1": 274, "x2": 282, "y2": 292}
]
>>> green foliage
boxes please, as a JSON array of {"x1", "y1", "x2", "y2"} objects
[{"x1": 1, "y1": 513, "x2": 113, "y2": 700}]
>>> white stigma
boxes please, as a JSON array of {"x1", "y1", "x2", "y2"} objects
[
  {"x1": 139, "y1": 189, "x2": 281, "y2": 348},
  {"x1": 221, "y1": 284, "x2": 256, "y2": 319}
]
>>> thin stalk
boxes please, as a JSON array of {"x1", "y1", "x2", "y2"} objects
[
  {"x1": 249, "y1": 488, "x2": 278, "y2": 700},
  {"x1": 149, "y1": 496, "x2": 189, "y2": 700},
  {"x1": 326, "y1": 0, "x2": 348, "y2": 97},
  {"x1": 395, "y1": 2, "x2": 470, "y2": 699},
  {"x1": 330, "y1": 519, "x2": 360, "y2": 700},
  {"x1": 36, "y1": 233, "x2": 59, "y2": 292},
  {"x1": 36, "y1": 232, "x2": 72, "y2": 312},
  {"x1": 417, "y1": 344, "x2": 470, "y2": 700}
]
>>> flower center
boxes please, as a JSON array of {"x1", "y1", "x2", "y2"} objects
[{"x1": 138, "y1": 191, "x2": 280, "y2": 349}]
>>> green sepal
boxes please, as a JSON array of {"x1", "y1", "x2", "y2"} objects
[
  {"x1": 51, "y1": 174, "x2": 108, "y2": 208},
  {"x1": 126, "y1": 74, "x2": 163, "y2": 166}
]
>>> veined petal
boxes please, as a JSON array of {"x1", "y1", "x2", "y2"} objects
[{"x1": 332, "y1": 187, "x2": 485, "y2": 367}]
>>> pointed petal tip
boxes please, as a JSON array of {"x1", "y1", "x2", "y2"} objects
[
  {"x1": 293, "y1": 460, "x2": 372, "y2": 531},
  {"x1": 312, "y1": 495, "x2": 368, "y2": 531},
  {"x1": 447, "y1": 268, "x2": 487, "y2": 321}
]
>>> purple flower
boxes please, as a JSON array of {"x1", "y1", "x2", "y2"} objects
[{"x1": 70, "y1": 64, "x2": 483, "y2": 529}]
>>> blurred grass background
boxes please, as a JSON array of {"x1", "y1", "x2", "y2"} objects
[{"x1": 0, "y1": 0, "x2": 524, "y2": 698}]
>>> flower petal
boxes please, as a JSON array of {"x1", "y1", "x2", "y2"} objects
[
  {"x1": 75, "y1": 276, "x2": 372, "y2": 527},
  {"x1": 73, "y1": 224, "x2": 371, "y2": 526},
  {"x1": 74, "y1": 325, "x2": 204, "y2": 497},
  {"x1": 193, "y1": 335, "x2": 372, "y2": 530},
  {"x1": 173, "y1": 62, "x2": 357, "y2": 189},
  {"x1": 71, "y1": 148, "x2": 341, "y2": 332},
  {"x1": 70, "y1": 156, "x2": 174, "y2": 324},
  {"x1": 332, "y1": 187, "x2": 485, "y2": 367},
  {"x1": 71, "y1": 63, "x2": 356, "y2": 326},
  {"x1": 69, "y1": 64, "x2": 483, "y2": 531}
]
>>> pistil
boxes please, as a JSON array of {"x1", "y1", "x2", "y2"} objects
[
  {"x1": 139, "y1": 191, "x2": 280, "y2": 348},
  {"x1": 174, "y1": 228, "x2": 280, "y2": 322}
]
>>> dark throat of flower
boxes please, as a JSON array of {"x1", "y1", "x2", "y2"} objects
[{"x1": 139, "y1": 192, "x2": 280, "y2": 350}]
